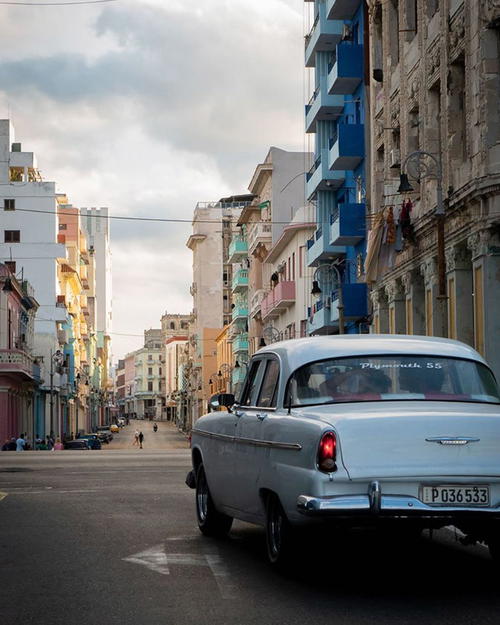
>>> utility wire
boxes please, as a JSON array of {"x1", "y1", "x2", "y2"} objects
[{"x1": 0, "y1": 0, "x2": 116, "y2": 5}]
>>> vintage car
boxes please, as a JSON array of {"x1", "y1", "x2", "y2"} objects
[{"x1": 187, "y1": 335, "x2": 500, "y2": 566}]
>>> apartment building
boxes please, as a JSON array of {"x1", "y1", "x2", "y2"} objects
[
  {"x1": 186, "y1": 196, "x2": 252, "y2": 423},
  {"x1": 366, "y1": 0, "x2": 500, "y2": 378},
  {"x1": 239, "y1": 147, "x2": 313, "y2": 358},
  {"x1": 161, "y1": 311, "x2": 190, "y2": 421},
  {"x1": 304, "y1": 0, "x2": 369, "y2": 335},
  {"x1": 0, "y1": 264, "x2": 39, "y2": 442},
  {"x1": 0, "y1": 120, "x2": 69, "y2": 436}
]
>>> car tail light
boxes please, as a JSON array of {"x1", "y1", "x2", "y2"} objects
[{"x1": 318, "y1": 431, "x2": 337, "y2": 473}]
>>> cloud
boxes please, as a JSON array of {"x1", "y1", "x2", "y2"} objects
[{"x1": 0, "y1": 0, "x2": 307, "y2": 359}]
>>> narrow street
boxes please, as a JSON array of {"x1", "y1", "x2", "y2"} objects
[
  {"x1": 0, "y1": 427, "x2": 498, "y2": 625},
  {"x1": 105, "y1": 419, "x2": 190, "y2": 451}
]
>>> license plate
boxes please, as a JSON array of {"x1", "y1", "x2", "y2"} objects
[{"x1": 421, "y1": 485, "x2": 490, "y2": 506}]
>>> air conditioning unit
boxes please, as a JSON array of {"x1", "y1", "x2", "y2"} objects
[
  {"x1": 342, "y1": 24, "x2": 353, "y2": 41},
  {"x1": 389, "y1": 149, "x2": 401, "y2": 169}
]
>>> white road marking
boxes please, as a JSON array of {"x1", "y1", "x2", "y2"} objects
[
  {"x1": 123, "y1": 544, "x2": 238, "y2": 598},
  {"x1": 0, "y1": 491, "x2": 7, "y2": 501},
  {"x1": 123, "y1": 545, "x2": 171, "y2": 575},
  {"x1": 205, "y1": 553, "x2": 238, "y2": 600}
]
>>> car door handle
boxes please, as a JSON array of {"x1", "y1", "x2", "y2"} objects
[
  {"x1": 256, "y1": 414, "x2": 267, "y2": 421},
  {"x1": 234, "y1": 409, "x2": 244, "y2": 418}
]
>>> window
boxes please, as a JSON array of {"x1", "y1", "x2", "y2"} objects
[
  {"x1": 148, "y1": 382, "x2": 153, "y2": 392},
  {"x1": 292, "y1": 252, "x2": 296, "y2": 281},
  {"x1": 5, "y1": 261, "x2": 16, "y2": 274},
  {"x1": 257, "y1": 359, "x2": 280, "y2": 408},
  {"x1": 299, "y1": 246, "x2": 305, "y2": 278},
  {"x1": 287, "y1": 356, "x2": 500, "y2": 406},
  {"x1": 4, "y1": 230, "x2": 20, "y2": 243},
  {"x1": 240, "y1": 360, "x2": 263, "y2": 406},
  {"x1": 4, "y1": 199, "x2": 15, "y2": 211},
  {"x1": 159, "y1": 367, "x2": 162, "y2": 376},
  {"x1": 148, "y1": 367, "x2": 153, "y2": 375},
  {"x1": 59, "y1": 223, "x2": 67, "y2": 230}
]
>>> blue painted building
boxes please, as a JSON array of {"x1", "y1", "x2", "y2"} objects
[{"x1": 305, "y1": 0, "x2": 368, "y2": 335}]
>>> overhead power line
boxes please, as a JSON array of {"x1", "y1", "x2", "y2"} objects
[{"x1": 0, "y1": 0, "x2": 116, "y2": 5}]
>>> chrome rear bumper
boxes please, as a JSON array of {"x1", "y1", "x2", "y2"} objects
[{"x1": 297, "y1": 481, "x2": 500, "y2": 518}]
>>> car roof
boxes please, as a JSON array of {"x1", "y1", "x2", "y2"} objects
[{"x1": 256, "y1": 334, "x2": 487, "y2": 374}]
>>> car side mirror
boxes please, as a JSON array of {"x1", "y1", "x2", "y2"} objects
[{"x1": 218, "y1": 393, "x2": 235, "y2": 412}]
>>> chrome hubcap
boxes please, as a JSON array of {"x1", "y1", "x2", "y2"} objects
[{"x1": 197, "y1": 471, "x2": 208, "y2": 522}]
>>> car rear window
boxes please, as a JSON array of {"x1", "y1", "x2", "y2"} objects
[{"x1": 287, "y1": 355, "x2": 500, "y2": 406}]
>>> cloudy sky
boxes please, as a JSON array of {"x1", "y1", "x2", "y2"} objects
[{"x1": 0, "y1": 0, "x2": 311, "y2": 360}]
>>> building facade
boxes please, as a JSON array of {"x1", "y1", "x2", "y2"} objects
[
  {"x1": 305, "y1": 0, "x2": 369, "y2": 335},
  {"x1": 365, "y1": 0, "x2": 500, "y2": 379}
]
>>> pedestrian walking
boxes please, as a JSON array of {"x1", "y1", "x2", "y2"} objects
[
  {"x1": 133, "y1": 430, "x2": 139, "y2": 446},
  {"x1": 53, "y1": 438, "x2": 64, "y2": 450},
  {"x1": 138, "y1": 431, "x2": 144, "y2": 449},
  {"x1": 15, "y1": 434, "x2": 25, "y2": 452}
]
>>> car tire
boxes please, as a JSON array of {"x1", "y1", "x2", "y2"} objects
[
  {"x1": 195, "y1": 463, "x2": 233, "y2": 537},
  {"x1": 265, "y1": 493, "x2": 294, "y2": 567}
]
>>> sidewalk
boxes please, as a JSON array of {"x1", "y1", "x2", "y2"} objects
[{"x1": 106, "y1": 419, "x2": 189, "y2": 451}]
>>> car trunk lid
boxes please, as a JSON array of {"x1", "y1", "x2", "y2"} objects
[{"x1": 305, "y1": 401, "x2": 500, "y2": 479}]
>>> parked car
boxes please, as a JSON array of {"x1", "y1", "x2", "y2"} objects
[
  {"x1": 95, "y1": 426, "x2": 113, "y2": 443},
  {"x1": 76, "y1": 434, "x2": 102, "y2": 450},
  {"x1": 64, "y1": 439, "x2": 90, "y2": 450},
  {"x1": 187, "y1": 335, "x2": 500, "y2": 566}
]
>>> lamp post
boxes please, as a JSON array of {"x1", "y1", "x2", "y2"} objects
[
  {"x1": 217, "y1": 363, "x2": 231, "y2": 393},
  {"x1": 399, "y1": 150, "x2": 446, "y2": 337},
  {"x1": 311, "y1": 263, "x2": 344, "y2": 334},
  {"x1": 49, "y1": 350, "x2": 64, "y2": 436}
]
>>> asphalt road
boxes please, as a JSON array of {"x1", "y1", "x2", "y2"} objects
[{"x1": 0, "y1": 421, "x2": 498, "y2": 625}]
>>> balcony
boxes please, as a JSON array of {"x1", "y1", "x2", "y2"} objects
[
  {"x1": 247, "y1": 222, "x2": 272, "y2": 256},
  {"x1": 330, "y1": 283, "x2": 368, "y2": 322},
  {"x1": 228, "y1": 236, "x2": 248, "y2": 263},
  {"x1": 327, "y1": 0, "x2": 361, "y2": 20},
  {"x1": 305, "y1": 2, "x2": 343, "y2": 68},
  {"x1": 0, "y1": 349, "x2": 35, "y2": 381},
  {"x1": 306, "y1": 149, "x2": 345, "y2": 200},
  {"x1": 261, "y1": 281, "x2": 296, "y2": 320},
  {"x1": 307, "y1": 227, "x2": 345, "y2": 266},
  {"x1": 233, "y1": 333, "x2": 249, "y2": 354},
  {"x1": 232, "y1": 268, "x2": 248, "y2": 293},
  {"x1": 305, "y1": 85, "x2": 344, "y2": 134},
  {"x1": 329, "y1": 124, "x2": 364, "y2": 171},
  {"x1": 250, "y1": 288, "x2": 266, "y2": 319},
  {"x1": 232, "y1": 305, "x2": 248, "y2": 321},
  {"x1": 328, "y1": 43, "x2": 363, "y2": 95},
  {"x1": 307, "y1": 302, "x2": 334, "y2": 335},
  {"x1": 232, "y1": 366, "x2": 247, "y2": 387},
  {"x1": 330, "y1": 203, "x2": 366, "y2": 246}
]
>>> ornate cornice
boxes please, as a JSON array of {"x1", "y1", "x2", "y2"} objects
[
  {"x1": 467, "y1": 229, "x2": 493, "y2": 260},
  {"x1": 420, "y1": 258, "x2": 437, "y2": 285},
  {"x1": 445, "y1": 245, "x2": 470, "y2": 272},
  {"x1": 384, "y1": 280, "x2": 403, "y2": 303}
]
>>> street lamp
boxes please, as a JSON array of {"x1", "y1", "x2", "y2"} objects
[
  {"x1": 218, "y1": 363, "x2": 231, "y2": 393},
  {"x1": 311, "y1": 263, "x2": 344, "y2": 334},
  {"x1": 399, "y1": 150, "x2": 446, "y2": 336},
  {"x1": 49, "y1": 350, "x2": 64, "y2": 436}
]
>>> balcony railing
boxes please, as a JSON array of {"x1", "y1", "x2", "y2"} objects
[
  {"x1": 0, "y1": 348, "x2": 35, "y2": 381},
  {"x1": 232, "y1": 305, "x2": 248, "y2": 321},
  {"x1": 232, "y1": 268, "x2": 248, "y2": 292},
  {"x1": 330, "y1": 203, "x2": 366, "y2": 246},
  {"x1": 247, "y1": 222, "x2": 272, "y2": 255},
  {"x1": 328, "y1": 123, "x2": 364, "y2": 171},
  {"x1": 305, "y1": 2, "x2": 343, "y2": 68},
  {"x1": 233, "y1": 333, "x2": 249, "y2": 354},
  {"x1": 250, "y1": 288, "x2": 267, "y2": 318},
  {"x1": 228, "y1": 236, "x2": 248, "y2": 263},
  {"x1": 327, "y1": 43, "x2": 364, "y2": 95},
  {"x1": 261, "y1": 281, "x2": 296, "y2": 320}
]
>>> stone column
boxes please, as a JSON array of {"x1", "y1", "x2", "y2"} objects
[
  {"x1": 445, "y1": 244, "x2": 473, "y2": 346},
  {"x1": 370, "y1": 288, "x2": 389, "y2": 334},
  {"x1": 385, "y1": 280, "x2": 406, "y2": 334},
  {"x1": 420, "y1": 258, "x2": 446, "y2": 337},
  {"x1": 468, "y1": 229, "x2": 500, "y2": 378},
  {"x1": 401, "y1": 270, "x2": 426, "y2": 336}
]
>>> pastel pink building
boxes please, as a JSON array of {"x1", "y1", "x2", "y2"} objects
[{"x1": 0, "y1": 264, "x2": 39, "y2": 443}]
